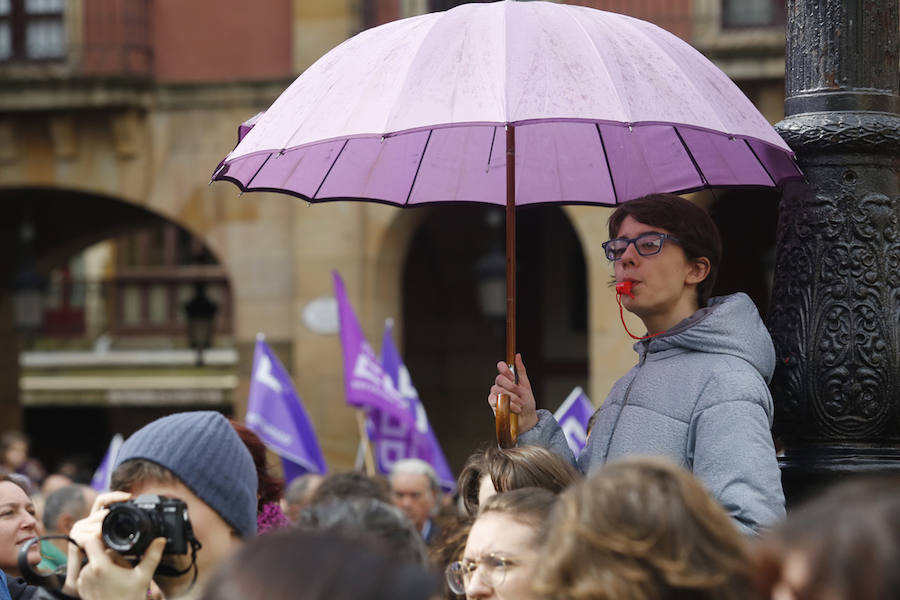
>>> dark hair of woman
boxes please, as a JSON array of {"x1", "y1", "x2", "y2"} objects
[
  {"x1": 200, "y1": 528, "x2": 439, "y2": 600},
  {"x1": 607, "y1": 193, "x2": 723, "y2": 307},
  {"x1": 230, "y1": 419, "x2": 284, "y2": 509}
]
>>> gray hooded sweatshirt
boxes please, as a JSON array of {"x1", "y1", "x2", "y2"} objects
[{"x1": 518, "y1": 292, "x2": 786, "y2": 534}]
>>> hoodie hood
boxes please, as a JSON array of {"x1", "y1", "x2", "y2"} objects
[{"x1": 637, "y1": 293, "x2": 776, "y2": 383}]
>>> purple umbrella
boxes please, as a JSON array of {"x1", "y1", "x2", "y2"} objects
[{"x1": 212, "y1": 0, "x2": 801, "y2": 448}]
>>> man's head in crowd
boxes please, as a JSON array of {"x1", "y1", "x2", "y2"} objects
[
  {"x1": 200, "y1": 528, "x2": 439, "y2": 600},
  {"x1": 0, "y1": 431, "x2": 28, "y2": 473},
  {"x1": 40, "y1": 473, "x2": 74, "y2": 499},
  {"x1": 110, "y1": 411, "x2": 258, "y2": 598},
  {"x1": 283, "y1": 474, "x2": 323, "y2": 522},
  {"x1": 0, "y1": 474, "x2": 41, "y2": 577},
  {"x1": 300, "y1": 497, "x2": 428, "y2": 566},
  {"x1": 310, "y1": 471, "x2": 389, "y2": 506},
  {"x1": 389, "y1": 459, "x2": 438, "y2": 534},
  {"x1": 43, "y1": 484, "x2": 96, "y2": 551}
]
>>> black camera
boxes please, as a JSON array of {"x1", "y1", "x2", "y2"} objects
[{"x1": 101, "y1": 494, "x2": 194, "y2": 557}]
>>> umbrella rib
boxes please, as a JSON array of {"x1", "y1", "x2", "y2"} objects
[
  {"x1": 404, "y1": 129, "x2": 433, "y2": 206},
  {"x1": 743, "y1": 139, "x2": 778, "y2": 187},
  {"x1": 313, "y1": 139, "x2": 349, "y2": 200},
  {"x1": 244, "y1": 153, "x2": 275, "y2": 191},
  {"x1": 486, "y1": 126, "x2": 498, "y2": 172},
  {"x1": 673, "y1": 126, "x2": 709, "y2": 187},
  {"x1": 595, "y1": 124, "x2": 619, "y2": 204}
]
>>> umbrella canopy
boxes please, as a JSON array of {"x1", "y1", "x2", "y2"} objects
[
  {"x1": 212, "y1": 0, "x2": 801, "y2": 448},
  {"x1": 213, "y1": 1, "x2": 800, "y2": 205}
]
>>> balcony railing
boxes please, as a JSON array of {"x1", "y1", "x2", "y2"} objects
[
  {"x1": 32, "y1": 275, "x2": 232, "y2": 349},
  {"x1": 81, "y1": 0, "x2": 153, "y2": 78}
]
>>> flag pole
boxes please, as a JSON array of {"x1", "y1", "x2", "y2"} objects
[
  {"x1": 496, "y1": 124, "x2": 518, "y2": 449},
  {"x1": 355, "y1": 410, "x2": 376, "y2": 475}
]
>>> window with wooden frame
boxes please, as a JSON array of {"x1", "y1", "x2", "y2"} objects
[{"x1": 0, "y1": 0, "x2": 65, "y2": 62}]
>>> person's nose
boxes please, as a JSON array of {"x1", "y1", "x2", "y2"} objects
[
  {"x1": 20, "y1": 511, "x2": 37, "y2": 531},
  {"x1": 465, "y1": 567, "x2": 494, "y2": 599},
  {"x1": 619, "y1": 239, "x2": 640, "y2": 265}
]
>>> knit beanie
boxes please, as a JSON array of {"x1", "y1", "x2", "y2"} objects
[{"x1": 114, "y1": 411, "x2": 258, "y2": 538}]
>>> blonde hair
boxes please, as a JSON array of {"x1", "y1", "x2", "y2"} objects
[{"x1": 533, "y1": 456, "x2": 755, "y2": 600}]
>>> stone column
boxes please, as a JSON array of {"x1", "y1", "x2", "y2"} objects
[{"x1": 770, "y1": 0, "x2": 900, "y2": 500}]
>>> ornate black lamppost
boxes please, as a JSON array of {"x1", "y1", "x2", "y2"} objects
[
  {"x1": 769, "y1": 0, "x2": 900, "y2": 501},
  {"x1": 184, "y1": 282, "x2": 218, "y2": 367}
]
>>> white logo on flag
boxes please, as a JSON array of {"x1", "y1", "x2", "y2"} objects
[
  {"x1": 255, "y1": 354, "x2": 282, "y2": 393},
  {"x1": 561, "y1": 417, "x2": 587, "y2": 452}
]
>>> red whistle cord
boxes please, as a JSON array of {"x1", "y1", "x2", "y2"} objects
[{"x1": 615, "y1": 280, "x2": 664, "y2": 341}]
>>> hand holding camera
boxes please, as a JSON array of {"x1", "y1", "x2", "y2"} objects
[{"x1": 62, "y1": 491, "x2": 199, "y2": 600}]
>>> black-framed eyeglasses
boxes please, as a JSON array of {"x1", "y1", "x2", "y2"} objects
[
  {"x1": 445, "y1": 553, "x2": 518, "y2": 594},
  {"x1": 601, "y1": 232, "x2": 681, "y2": 261}
]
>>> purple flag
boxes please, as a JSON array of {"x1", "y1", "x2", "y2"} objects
[
  {"x1": 333, "y1": 271, "x2": 415, "y2": 428},
  {"x1": 370, "y1": 320, "x2": 455, "y2": 492},
  {"x1": 91, "y1": 434, "x2": 123, "y2": 492},
  {"x1": 246, "y1": 335, "x2": 327, "y2": 479},
  {"x1": 553, "y1": 387, "x2": 594, "y2": 456}
]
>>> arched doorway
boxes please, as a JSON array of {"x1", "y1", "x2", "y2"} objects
[
  {"x1": 402, "y1": 205, "x2": 588, "y2": 472},
  {"x1": 1, "y1": 187, "x2": 237, "y2": 480}
]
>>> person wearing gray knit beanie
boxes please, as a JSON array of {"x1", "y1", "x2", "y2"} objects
[{"x1": 63, "y1": 411, "x2": 258, "y2": 600}]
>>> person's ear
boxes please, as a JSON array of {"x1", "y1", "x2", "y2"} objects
[
  {"x1": 58, "y1": 512, "x2": 76, "y2": 536},
  {"x1": 685, "y1": 257, "x2": 711, "y2": 286}
]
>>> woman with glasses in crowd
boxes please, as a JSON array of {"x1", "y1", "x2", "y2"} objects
[
  {"x1": 446, "y1": 488, "x2": 555, "y2": 599},
  {"x1": 488, "y1": 193, "x2": 784, "y2": 534}
]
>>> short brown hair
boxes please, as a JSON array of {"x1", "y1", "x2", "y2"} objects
[
  {"x1": 534, "y1": 456, "x2": 754, "y2": 600},
  {"x1": 458, "y1": 445, "x2": 580, "y2": 516},
  {"x1": 608, "y1": 193, "x2": 722, "y2": 307},
  {"x1": 110, "y1": 459, "x2": 177, "y2": 493},
  {"x1": 480, "y1": 487, "x2": 557, "y2": 534}
]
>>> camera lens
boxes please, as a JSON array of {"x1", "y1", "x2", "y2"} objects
[{"x1": 102, "y1": 506, "x2": 155, "y2": 555}]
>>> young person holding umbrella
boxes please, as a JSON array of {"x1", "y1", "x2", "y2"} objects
[{"x1": 488, "y1": 193, "x2": 785, "y2": 534}]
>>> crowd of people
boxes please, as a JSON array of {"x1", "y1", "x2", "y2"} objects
[
  {"x1": 2, "y1": 193, "x2": 899, "y2": 599},
  {"x1": 3, "y1": 420, "x2": 900, "y2": 600}
]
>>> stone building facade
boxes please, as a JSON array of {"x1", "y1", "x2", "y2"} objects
[{"x1": 0, "y1": 0, "x2": 787, "y2": 473}]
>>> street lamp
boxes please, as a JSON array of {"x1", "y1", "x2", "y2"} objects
[
  {"x1": 184, "y1": 281, "x2": 218, "y2": 366},
  {"x1": 11, "y1": 220, "x2": 45, "y2": 346}
]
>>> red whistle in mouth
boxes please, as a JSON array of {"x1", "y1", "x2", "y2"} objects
[{"x1": 616, "y1": 280, "x2": 634, "y2": 298}]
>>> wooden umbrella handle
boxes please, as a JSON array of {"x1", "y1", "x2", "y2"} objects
[
  {"x1": 496, "y1": 392, "x2": 518, "y2": 449},
  {"x1": 496, "y1": 124, "x2": 518, "y2": 449}
]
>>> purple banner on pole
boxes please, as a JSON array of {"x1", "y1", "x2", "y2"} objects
[
  {"x1": 91, "y1": 434, "x2": 123, "y2": 492},
  {"x1": 553, "y1": 387, "x2": 594, "y2": 457},
  {"x1": 370, "y1": 320, "x2": 455, "y2": 492},
  {"x1": 333, "y1": 271, "x2": 415, "y2": 429},
  {"x1": 246, "y1": 335, "x2": 327, "y2": 480}
]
